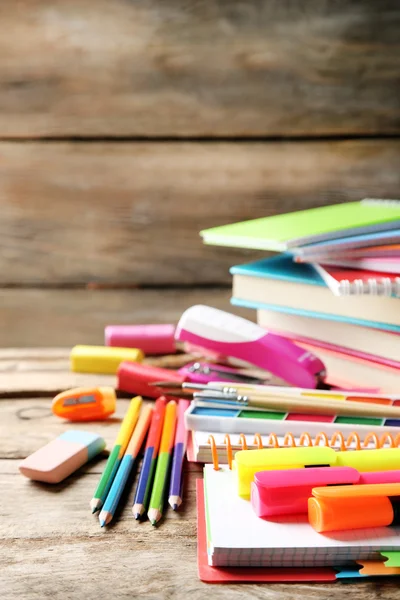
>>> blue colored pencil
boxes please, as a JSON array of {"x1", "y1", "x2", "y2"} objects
[
  {"x1": 168, "y1": 399, "x2": 190, "y2": 510},
  {"x1": 132, "y1": 397, "x2": 167, "y2": 520},
  {"x1": 99, "y1": 405, "x2": 153, "y2": 526}
]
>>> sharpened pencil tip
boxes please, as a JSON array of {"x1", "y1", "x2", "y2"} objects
[
  {"x1": 172, "y1": 504, "x2": 178, "y2": 511},
  {"x1": 134, "y1": 513, "x2": 141, "y2": 520},
  {"x1": 100, "y1": 520, "x2": 106, "y2": 527},
  {"x1": 150, "y1": 519, "x2": 157, "y2": 526}
]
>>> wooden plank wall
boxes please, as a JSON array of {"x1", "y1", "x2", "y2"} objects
[{"x1": 1, "y1": 1, "x2": 400, "y2": 346}]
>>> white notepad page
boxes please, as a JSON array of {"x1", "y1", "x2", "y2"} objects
[{"x1": 203, "y1": 465, "x2": 400, "y2": 568}]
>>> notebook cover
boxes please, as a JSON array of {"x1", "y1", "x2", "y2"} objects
[
  {"x1": 293, "y1": 228, "x2": 400, "y2": 258},
  {"x1": 314, "y1": 264, "x2": 400, "y2": 296},
  {"x1": 200, "y1": 201, "x2": 400, "y2": 252},
  {"x1": 196, "y1": 479, "x2": 336, "y2": 583},
  {"x1": 230, "y1": 253, "x2": 323, "y2": 286},
  {"x1": 231, "y1": 297, "x2": 400, "y2": 334}
]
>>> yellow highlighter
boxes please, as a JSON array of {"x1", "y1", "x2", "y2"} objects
[
  {"x1": 336, "y1": 448, "x2": 400, "y2": 471},
  {"x1": 235, "y1": 446, "x2": 400, "y2": 498},
  {"x1": 71, "y1": 345, "x2": 144, "y2": 375}
]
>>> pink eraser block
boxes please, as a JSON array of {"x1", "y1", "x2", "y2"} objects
[
  {"x1": 19, "y1": 430, "x2": 106, "y2": 484},
  {"x1": 105, "y1": 324, "x2": 176, "y2": 354}
]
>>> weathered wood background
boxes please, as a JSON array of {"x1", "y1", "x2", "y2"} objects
[{"x1": 1, "y1": 0, "x2": 400, "y2": 346}]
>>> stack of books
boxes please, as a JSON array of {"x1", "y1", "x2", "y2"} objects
[{"x1": 201, "y1": 199, "x2": 400, "y2": 392}]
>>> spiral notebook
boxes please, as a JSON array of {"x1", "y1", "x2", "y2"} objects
[
  {"x1": 203, "y1": 464, "x2": 400, "y2": 569},
  {"x1": 314, "y1": 264, "x2": 400, "y2": 297},
  {"x1": 188, "y1": 429, "x2": 400, "y2": 464}
]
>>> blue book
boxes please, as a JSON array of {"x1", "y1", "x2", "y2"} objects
[{"x1": 230, "y1": 254, "x2": 400, "y2": 333}]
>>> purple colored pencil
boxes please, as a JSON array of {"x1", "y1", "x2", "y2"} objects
[{"x1": 168, "y1": 399, "x2": 190, "y2": 510}]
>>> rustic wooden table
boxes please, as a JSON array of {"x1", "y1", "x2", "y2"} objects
[{"x1": 2, "y1": 348, "x2": 399, "y2": 600}]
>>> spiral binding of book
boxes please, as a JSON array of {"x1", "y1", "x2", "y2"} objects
[
  {"x1": 338, "y1": 277, "x2": 400, "y2": 297},
  {"x1": 207, "y1": 431, "x2": 400, "y2": 470}
]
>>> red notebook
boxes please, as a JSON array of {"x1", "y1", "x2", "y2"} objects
[
  {"x1": 196, "y1": 479, "x2": 336, "y2": 583},
  {"x1": 314, "y1": 264, "x2": 400, "y2": 297}
]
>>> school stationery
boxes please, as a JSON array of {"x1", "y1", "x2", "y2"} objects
[
  {"x1": 309, "y1": 483, "x2": 400, "y2": 533},
  {"x1": 71, "y1": 345, "x2": 144, "y2": 375},
  {"x1": 257, "y1": 309, "x2": 400, "y2": 366},
  {"x1": 19, "y1": 431, "x2": 106, "y2": 484},
  {"x1": 312, "y1": 256, "x2": 400, "y2": 273},
  {"x1": 148, "y1": 400, "x2": 177, "y2": 525},
  {"x1": 105, "y1": 324, "x2": 177, "y2": 354},
  {"x1": 178, "y1": 362, "x2": 270, "y2": 385},
  {"x1": 132, "y1": 397, "x2": 167, "y2": 519},
  {"x1": 196, "y1": 479, "x2": 337, "y2": 583},
  {"x1": 173, "y1": 382, "x2": 400, "y2": 419},
  {"x1": 251, "y1": 467, "x2": 400, "y2": 518},
  {"x1": 168, "y1": 399, "x2": 190, "y2": 510},
  {"x1": 90, "y1": 396, "x2": 142, "y2": 513},
  {"x1": 235, "y1": 446, "x2": 400, "y2": 497},
  {"x1": 175, "y1": 305, "x2": 326, "y2": 389},
  {"x1": 293, "y1": 228, "x2": 400, "y2": 260},
  {"x1": 293, "y1": 342, "x2": 400, "y2": 393},
  {"x1": 203, "y1": 464, "x2": 400, "y2": 568},
  {"x1": 191, "y1": 430, "x2": 400, "y2": 464},
  {"x1": 99, "y1": 404, "x2": 153, "y2": 526},
  {"x1": 117, "y1": 362, "x2": 185, "y2": 399},
  {"x1": 200, "y1": 199, "x2": 400, "y2": 252},
  {"x1": 230, "y1": 254, "x2": 400, "y2": 331},
  {"x1": 51, "y1": 386, "x2": 116, "y2": 421},
  {"x1": 313, "y1": 264, "x2": 400, "y2": 297}
]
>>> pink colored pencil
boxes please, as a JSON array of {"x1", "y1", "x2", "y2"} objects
[{"x1": 168, "y1": 399, "x2": 190, "y2": 510}]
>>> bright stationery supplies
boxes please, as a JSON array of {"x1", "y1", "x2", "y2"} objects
[
  {"x1": 168, "y1": 399, "x2": 190, "y2": 510},
  {"x1": 19, "y1": 431, "x2": 106, "y2": 484},
  {"x1": 313, "y1": 264, "x2": 400, "y2": 297},
  {"x1": 99, "y1": 404, "x2": 153, "y2": 526},
  {"x1": 117, "y1": 362, "x2": 185, "y2": 399},
  {"x1": 52, "y1": 386, "x2": 116, "y2": 421},
  {"x1": 235, "y1": 446, "x2": 400, "y2": 497},
  {"x1": 309, "y1": 483, "x2": 400, "y2": 532},
  {"x1": 251, "y1": 467, "x2": 400, "y2": 517},
  {"x1": 231, "y1": 254, "x2": 400, "y2": 331},
  {"x1": 132, "y1": 397, "x2": 167, "y2": 519},
  {"x1": 178, "y1": 362, "x2": 270, "y2": 385},
  {"x1": 203, "y1": 464, "x2": 400, "y2": 568},
  {"x1": 174, "y1": 382, "x2": 400, "y2": 419},
  {"x1": 105, "y1": 324, "x2": 176, "y2": 354},
  {"x1": 175, "y1": 305, "x2": 326, "y2": 389},
  {"x1": 90, "y1": 396, "x2": 142, "y2": 513},
  {"x1": 200, "y1": 199, "x2": 400, "y2": 252},
  {"x1": 148, "y1": 400, "x2": 177, "y2": 525},
  {"x1": 184, "y1": 400, "x2": 400, "y2": 440},
  {"x1": 70, "y1": 345, "x2": 144, "y2": 375}
]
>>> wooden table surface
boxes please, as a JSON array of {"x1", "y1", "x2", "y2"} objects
[{"x1": 1, "y1": 348, "x2": 399, "y2": 600}]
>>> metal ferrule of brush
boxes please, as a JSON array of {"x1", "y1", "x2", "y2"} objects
[{"x1": 193, "y1": 390, "x2": 249, "y2": 405}]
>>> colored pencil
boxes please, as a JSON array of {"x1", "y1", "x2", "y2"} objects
[
  {"x1": 99, "y1": 404, "x2": 153, "y2": 526},
  {"x1": 132, "y1": 397, "x2": 167, "y2": 520},
  {"x1": 148, "y1": 400, "x2": 177, "y2": 525},
  {"x1": 90, "y1": 396, "x2": 142, "y2": 513},
  {"x1": 168, "y1": 399, "x2": 190, "y2": 510}
]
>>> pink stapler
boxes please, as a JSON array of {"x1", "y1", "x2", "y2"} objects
[
  {"x1": 251, "y1": 467, "x2": 400, "y2": 518},
  {"x1": 175, "y1": 305, "x2": 326, "y2": 389}
]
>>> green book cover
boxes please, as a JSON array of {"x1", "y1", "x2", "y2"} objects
[{"x1": 200, "y1": 200, "x2": 400, "y2": 251}]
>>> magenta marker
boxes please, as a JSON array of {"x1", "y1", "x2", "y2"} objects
[
  {"x1": 175, "y1": 305, "x2": 326, "y2": 389},
  {"x1": 105, "y1": 324, "x2": 176, "y2": 355}
]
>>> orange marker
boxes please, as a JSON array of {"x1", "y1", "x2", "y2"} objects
[
  {"x1": 308, "y1": 483, "x2": 400, "y2": 533},
  {"x1": 52, "y1": 386, "x2": 116, "y2": 421}
]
